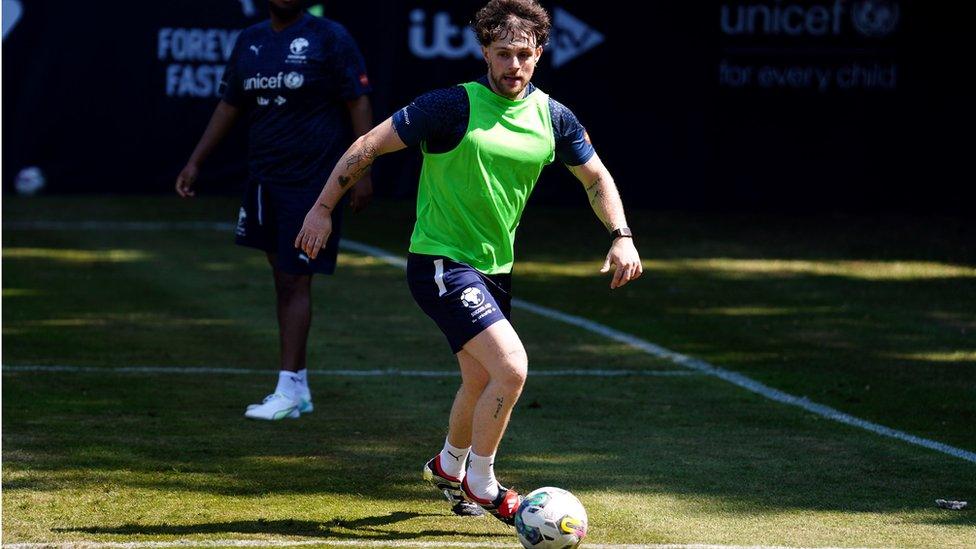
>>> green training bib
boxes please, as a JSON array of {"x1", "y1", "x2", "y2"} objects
[{"x1": 408, "y1": 81, "x2": 555, "y2": 274}]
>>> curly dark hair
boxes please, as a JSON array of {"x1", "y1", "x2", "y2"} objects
[{"x1": 472, "y1": 0, "x2": 552, "y2": 48}]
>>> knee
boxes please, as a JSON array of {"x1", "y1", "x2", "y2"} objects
[
  {"x1": 495, "y1": 351, "x2": 528, "y2": 394},
  {"x1": 460, "y1": 370, "x2": 489, "y2": 396},
  {"x1": 274, "y1": 272, "x2": 310, "y2": 298}
]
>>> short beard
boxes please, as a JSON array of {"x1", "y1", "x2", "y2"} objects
[{"x1": 490, "y1": 67, "x2": 528, "y2": 99}]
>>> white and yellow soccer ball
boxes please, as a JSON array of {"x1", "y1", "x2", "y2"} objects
[{"x1": 515, "y1": 487, "x2": 588, "y2": 549}]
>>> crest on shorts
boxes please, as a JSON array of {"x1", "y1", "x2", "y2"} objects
[
  {"x1": 235, "y1": 207, "x2": 247, "y2": 236},
  {"x1": 460, "y1": 287, "x2": 485, "y2": 309}
]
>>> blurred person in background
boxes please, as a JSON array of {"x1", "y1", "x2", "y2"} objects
[{"x1": 175, "y1": 0, "x2": 373, "y2": 421}]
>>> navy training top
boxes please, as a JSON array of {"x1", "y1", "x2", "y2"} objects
[
  {"x1": 391, "y1": 76, "x2": 595, "y2": 166},
  {"x1": 221, "y1": 13, "x2": 371, "y2": 187}
]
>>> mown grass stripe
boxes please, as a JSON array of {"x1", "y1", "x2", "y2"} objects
[
  {"x1": 2, "y1": 540, "x2": 879, "y2": 549},
  {"x1": 0, "y1": 365, "x2": 697, "y2": 378},
  {"x1": 5, "y1": 220, "x2": 974, "y2": 464},
  {"x1": 340, "y1": 241, "x2": 976, "y2": 465}
]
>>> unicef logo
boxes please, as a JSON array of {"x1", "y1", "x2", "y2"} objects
[
  {"x1": 852, "y1": 0, "x2": 900, "y2": 37},
  {"x1": 460, "y1": 287, "x2": 485, "y2": 309},
  {"x1": 290, "y1": 37, "x2": 309, "y2": 55},
  {"x1": 284, "y1": 72, "x2": 304, "y2": 89}
]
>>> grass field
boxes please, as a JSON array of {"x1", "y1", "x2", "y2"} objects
[{"x1": 2, "y1": 196, "x2": 975, "y2": 548}]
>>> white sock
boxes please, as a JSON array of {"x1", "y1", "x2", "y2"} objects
[
  {"x1": 438, "y1": 438, "x2": 470, "y2": 479},
  {"x1": 465, "y1": 451, "x2": 499, "y2": 501},
  {"x1": 296, "y1": 368, "x2": 310, "y2": 397},
  {"x1": 274, "y1": 371, "x2": 302, "y2": 400}
]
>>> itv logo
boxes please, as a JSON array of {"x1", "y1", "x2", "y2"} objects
[{"x1": 408, "y1": 7, "x2": 604, "y2": 68}]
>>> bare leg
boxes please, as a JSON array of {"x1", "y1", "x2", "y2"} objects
[
  {"x1": 460, "y1": 320, "x2": 528, "y2": 456},
  {"x1": 447, "y1": 349, "x2": 491, "y2": 449},
  {"x1": 424, "y1": 350, "x2": 491, "y2": 516},
  {"x1": 267, "y1": 253, "x2": 312, "y2": 373}
]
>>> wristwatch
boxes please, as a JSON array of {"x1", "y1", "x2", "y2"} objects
[{"x1": 610, "y1": 227, "x2": 633, "y2": 241}]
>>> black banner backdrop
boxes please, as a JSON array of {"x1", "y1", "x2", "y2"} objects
[{"x1": 2, "y1": 1, "x2": 971, "y2": 210}]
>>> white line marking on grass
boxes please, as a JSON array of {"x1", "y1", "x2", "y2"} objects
[
  {"x1": 1, "y1": 365, "x2": 696, "y2": 378},
  {"x1": 340, "y1": 241, "x2": 976, "y2": 465},
  {"x1": 5, "y1": 221, "x2": 975, "y2": 464},
  {"x1": 2, "y1": 540, "x2": 880, "y2": 549},
  {"x1": 3, "y1": 221, "x2": 236, "y2": 231},
  {"x1": 341, "y1": 241, "x2": 409, "y2": 269}
]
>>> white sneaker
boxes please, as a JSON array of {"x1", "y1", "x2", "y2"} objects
[
  {"x1": 298, "y1": 392, "x2": 314, "y2": 413},
  {"x1": 247, "y1": 390, "x2": 313, "y2": 414},
  {"x1": 243, "y1": 393, "x2": 301, "y2": 420}
]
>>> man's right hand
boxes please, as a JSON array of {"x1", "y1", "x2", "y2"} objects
[
  {"x1": 295, "y1": 205, "x2": 334, "y2": 260},
  {"x1": 175, "y1": 163, "x2": 199, "y2": 198}
]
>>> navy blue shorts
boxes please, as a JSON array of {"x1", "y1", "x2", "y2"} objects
[
  {"x1": 407, "y1": 253, "x2": 512, "y2": 354},
  {"x1": 234, "y1": 180, "x2": 344, "y2": 276}
]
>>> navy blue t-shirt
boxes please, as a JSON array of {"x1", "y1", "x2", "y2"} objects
[
  {"x1": 392, "y1": 76, "x2": 594, "y2": 166},
  {"x1": 221, "y1": 14, "x2": 371, "y2": 187}
]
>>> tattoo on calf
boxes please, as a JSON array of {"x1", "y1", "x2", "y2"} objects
[
  {"x1": 493, "y1": 396, "x2": 505, "y2": 419},
  {"x1": 338, "y1": 175, "x2": 352, "y2": 188}
]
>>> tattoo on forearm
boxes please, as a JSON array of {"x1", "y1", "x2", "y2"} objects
[
  {"x1": 319, "y1": 202, "x2": 331, "y2": 210},
  {"x1": 589, "y1": 188, "x2": 605, "y2": 206},
  {"x1": 344, "y1": 138, "x2": 376, "y2": 167},
  {"x1": 585, "y1": 176, "x2": 614, "y2": 230},
  {"x1": 338, "y1": 138, "x2": 377, "y2": 188},
  {"x1": 493, "y1": 396, "x2": 505, "y2": 419},
  {"x1": 586, "y1": 176, "x2": 605, "y2": 206},
  {"x1": 353, "y1": 139, "x2": 376, "y2": 178}
]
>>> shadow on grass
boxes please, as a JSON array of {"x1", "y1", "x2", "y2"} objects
[
  {"x1": 4, "y1": 370, "x2": 976, "y2": 522},
  {"x1": 3, "y1": 201, "x2": 975, "y2": 522},
  {"x1": 56, "y1": 512, "x2": 507, "y2": 540},
  {"x1": 921, "y1": 512, "x2": 976, "y2": 526}
]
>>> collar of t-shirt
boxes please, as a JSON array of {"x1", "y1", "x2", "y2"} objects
[{"x1": 267, "y1": 12, "x2": 311, "y2": 35}]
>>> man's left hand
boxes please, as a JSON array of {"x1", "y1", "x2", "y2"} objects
[{"x1": 601, "y1": 237, "x2": 643, "y2": 289}]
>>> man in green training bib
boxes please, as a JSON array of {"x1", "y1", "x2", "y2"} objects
[{"x1": 296, "y1": 0, "x2": 642, "y2": 524}]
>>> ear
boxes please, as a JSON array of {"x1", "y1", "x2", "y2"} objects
[
  {"x1": 482, "y1": 46, "x2": 490, "y2": 64},
  {"x1": 535, "y1": 46, "x2": 544, "y2": 62}
]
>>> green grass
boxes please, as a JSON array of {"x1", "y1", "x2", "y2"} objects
[{"x1": 3, "y1": 196, "x2": 975, "y2": 548}]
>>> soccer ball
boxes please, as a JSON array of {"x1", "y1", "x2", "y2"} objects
[
  {"x1": 14, "y1": 166, "x2": 46, "y2": 196},
  {"x1": 515, "y1": 487, "x2": 588, "y2": 549}
]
